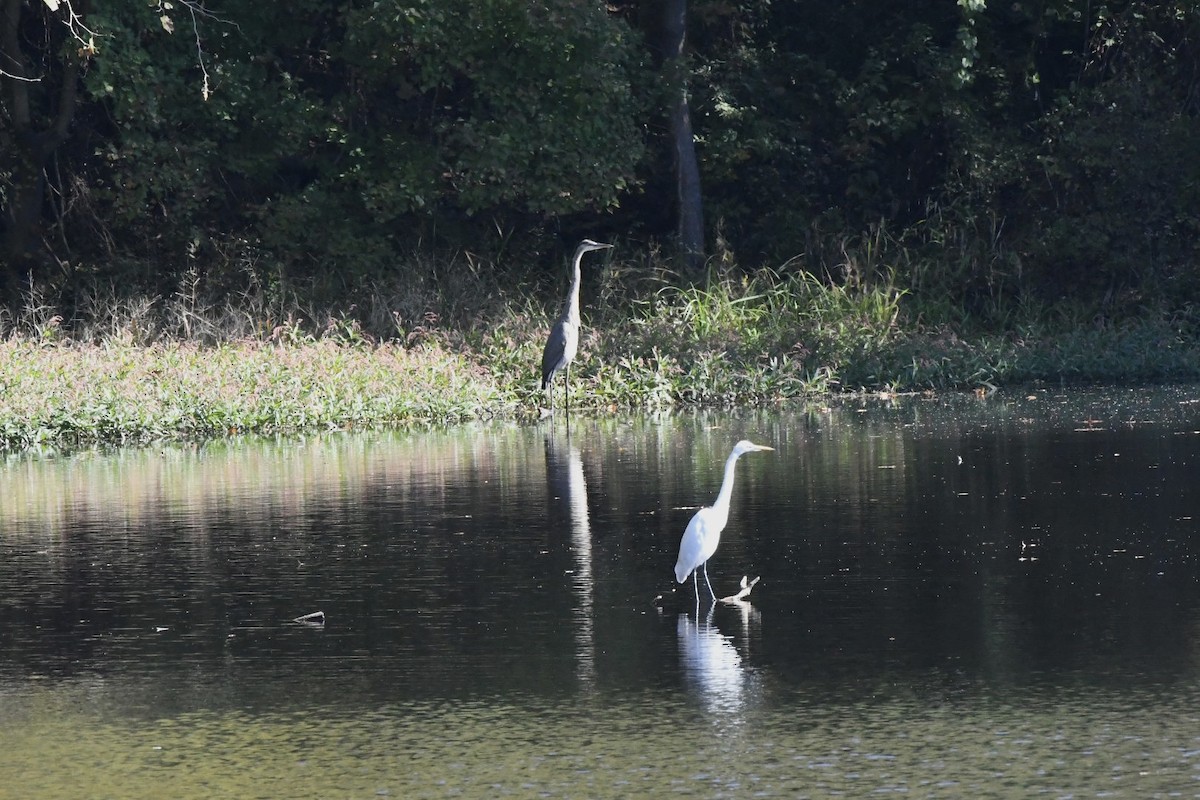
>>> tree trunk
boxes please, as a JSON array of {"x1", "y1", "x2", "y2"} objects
[
  {"x1": 0, "y1": 0, "x2": 82, "y2": 299},
  {"x1": 662, "y1": 0, "x2": 705, "y2": 274}
]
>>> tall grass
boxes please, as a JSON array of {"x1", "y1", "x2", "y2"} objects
[{"x1": 586, "y1": 266, "x2": 904, "y2": 401}]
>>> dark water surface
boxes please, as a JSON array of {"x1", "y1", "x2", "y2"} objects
[{"x1": 4, "y1": 388, "x2": 1200, "y2": 797}]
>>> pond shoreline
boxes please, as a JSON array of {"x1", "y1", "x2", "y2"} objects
[{"x1": 4, "y1": 327, "x2": 1200, "y2": 454}]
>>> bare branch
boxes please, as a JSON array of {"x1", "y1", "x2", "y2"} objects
[
  {"x1": 0, "y1": 69, "x2": 40, "y2": 82},
  {"x1": 187, "y1": 3, "x2": 210, "y2": 100},
  {"x1": 3, "y1": 0, "x2": 97, "y2": 83},
  {"x1": 156, "y1": 0, "x2": 240, "y2": 101},
  {"x1": 50, "y1": 0, "x2": 99, "y2": 55}
]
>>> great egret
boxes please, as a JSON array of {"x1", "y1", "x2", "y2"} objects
[
  {"x1": 541, "y1": 239, "x2": 613, "y2": 412},
  {"x1": 674, "y1": 440, "x2": 774, "y2": 604}
]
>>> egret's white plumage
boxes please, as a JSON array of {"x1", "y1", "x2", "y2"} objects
[{"x1": 674, "y1": 440, "x2": 774, "y2": 603}]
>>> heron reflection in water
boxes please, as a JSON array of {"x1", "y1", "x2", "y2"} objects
[{"x1": 545, "y1": 432, "x2": 595, "y2": 685}]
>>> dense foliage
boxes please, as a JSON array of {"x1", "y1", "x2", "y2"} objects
[{"x1": 2, "y1": 0, "x2": 1198, "y2": 327}]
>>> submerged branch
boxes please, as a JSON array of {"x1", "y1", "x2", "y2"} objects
[
  {"x1": 292, "y1": 610, "x2": 326, "y2": 626},
  {"x1": 720, "y1": 575, "x2": 760, "y2": 603}
]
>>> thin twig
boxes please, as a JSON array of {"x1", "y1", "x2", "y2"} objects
[{"x1": 186, "y1": 3, "x2": 210, "y2": 100}]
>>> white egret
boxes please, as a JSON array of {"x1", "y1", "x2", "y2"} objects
[
  {"x1": 674, "y1": 440, "x2": 774, "y2": 604},
  {"x1": 540, "y1": 239, "x2": 613, "y2": 412}
]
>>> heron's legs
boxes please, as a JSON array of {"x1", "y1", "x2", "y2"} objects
[
  {"x1": 692, "y1": 571, "x2": 701, "y2": 614},
  {"x1": 702, "y1": 562, "x2": 717, "y2": 602},
  {"x1": 564, "y1": 363, "x2": 571, "y2": 413}
]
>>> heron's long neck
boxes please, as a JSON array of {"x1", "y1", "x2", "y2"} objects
[
  {"x1": 564, "y1": 250, "x2": 584, "y2": 322},
  {"x1": 712, "y1": 451, "x2": 743, "y2": 519}
]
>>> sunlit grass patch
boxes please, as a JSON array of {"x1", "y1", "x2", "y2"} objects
[{"x1": 0, "y1": 338, "x2": 507, "y2": 451}]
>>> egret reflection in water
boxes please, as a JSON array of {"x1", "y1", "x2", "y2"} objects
[
  {"x1": 676, "y1": 604, "x2": 761, "y2": 715},
  {"x1": 544, "y1": 432, "x2": 595, "y2": 685}
]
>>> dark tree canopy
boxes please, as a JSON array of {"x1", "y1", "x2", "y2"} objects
[{"x1": 2, "y1": 0, "x2": 1198, "y2": 316}]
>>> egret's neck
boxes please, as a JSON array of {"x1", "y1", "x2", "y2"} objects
[{"x1": 712, "y1": 450, "x2": 743, "y2": 519}]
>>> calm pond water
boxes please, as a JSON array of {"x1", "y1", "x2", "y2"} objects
[{"x1": 3, "y1": 387, "x2": 1200, "y2": 798}]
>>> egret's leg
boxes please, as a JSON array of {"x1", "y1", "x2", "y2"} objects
[
  {"x1": 692, "y1": 571, "x2": 700, "y2": 615},
  {"x1": 702, "y1": 562, "x2": 717, "y2": 602},
  {"x1": 565, "y1": 362, "x2": 571, "y2": 413}
]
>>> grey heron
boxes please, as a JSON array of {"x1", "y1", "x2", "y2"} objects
[
  {"x1": 674, "y1": 440, "x2": 774, "y2": 605},
  {"x1": 540, "y1": 239, "x2": 613, "y2": 412}
]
